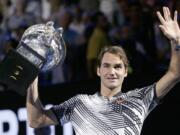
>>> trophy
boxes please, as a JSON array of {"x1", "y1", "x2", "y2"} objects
[{"x1": 0, "y1": 21, "x2": 66, "y2": 95}]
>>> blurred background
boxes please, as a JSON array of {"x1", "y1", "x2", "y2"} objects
[{"x1": 0, "y1": 0, "x2": 179, "y2": 135}]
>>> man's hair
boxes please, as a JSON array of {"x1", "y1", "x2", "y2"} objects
[{"x1": 97, "y1": 46, "x2": 129, "y2": 69}]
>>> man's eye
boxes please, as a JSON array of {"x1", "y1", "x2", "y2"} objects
[
  {"x1": 115, "y1": 65, "x2": 122, "y2": 69},
  {"x1": 103, "y1": 65, "x2": 109, "y2": 68}
]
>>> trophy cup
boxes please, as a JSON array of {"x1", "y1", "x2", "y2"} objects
[{"x1": 0, "y1": 21, "x2": 66, "y2": 95}]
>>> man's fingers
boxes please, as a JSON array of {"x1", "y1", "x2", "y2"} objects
[
  {"x1": 157, "y1": 11, "x2": 165, "y2": 24},
  {"x1": 165, "y1": 7, "x2": 172, "y2": 20},
  {"x1": 157, "y1": 7, "x2": 174, "y2": 25},
  {"x1": 163, "y1": 7, "x2": 169, "y2": 21},
  {"x1": 34, "y1": 77, "x2": 38, "y2": 85},
  {"x1": 163, "y1": 7, "x2": 172, "y2": 21},
  {"x1": 174, "y1": 10, "x2": 177, "y2": 21}
]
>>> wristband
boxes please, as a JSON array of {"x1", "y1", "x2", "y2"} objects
[{"x1": 175, "y1": 45, "x2": 180, "y2": 51}]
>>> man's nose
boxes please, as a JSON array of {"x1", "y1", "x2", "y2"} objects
[{"x1": 109, "y1": 67, "x2": 116, "y2": 74}]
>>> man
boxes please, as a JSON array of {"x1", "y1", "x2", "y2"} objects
[{"x1": 26, "y1": 7, "x2": 180, "y2": 135}]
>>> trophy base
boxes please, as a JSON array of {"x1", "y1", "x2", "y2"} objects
[{"x1": 0, "y1": 50, "x2": 40, "y2": 96}]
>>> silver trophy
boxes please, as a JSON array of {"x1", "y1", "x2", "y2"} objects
[{"x1": 0, "y1": 21, "x2": 66, "y2": 95}]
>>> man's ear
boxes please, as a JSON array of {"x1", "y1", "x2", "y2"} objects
[
  {"x1": 97, "y1": 67, "x2": 100, "y2": 76},
  {"x1": 124, "y1": 68, "x2": 128, "y2": 77}
]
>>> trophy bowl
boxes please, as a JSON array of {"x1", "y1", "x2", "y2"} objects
[{"x1": 17, "y1": 21, "x2": 66, "y2": 71}]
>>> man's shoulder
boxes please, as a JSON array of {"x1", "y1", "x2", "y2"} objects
[{"x1": 124, "y1": 83, "x2": 156, "y2": 99}]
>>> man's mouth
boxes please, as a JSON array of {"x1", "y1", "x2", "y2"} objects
[{"x1": 107, "y1": 78, "x2": 117, "y2": 81}]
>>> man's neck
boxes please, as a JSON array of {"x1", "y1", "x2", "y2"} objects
[{"x1": 100, "y1": 86, "x2": 122, "y2": 99}]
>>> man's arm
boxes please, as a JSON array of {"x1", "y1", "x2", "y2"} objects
[
  {"x1": 26, "y1": 77, "x2": 58, "y2": 128},
  {"x1": 156, "y1": 7, "x2": 180, "y2": 98}
]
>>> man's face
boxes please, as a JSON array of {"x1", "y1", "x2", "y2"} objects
[{"x1": 97, "y1": 52, "x2": 127, "y2": 90}]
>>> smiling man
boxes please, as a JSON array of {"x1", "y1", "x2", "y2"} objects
[
  {"x1": 26, "y1": 7, "x2": 180, "y2": 135},
  {"x1": 97, "y1": 47, "x2": 128, "y2": 98}
]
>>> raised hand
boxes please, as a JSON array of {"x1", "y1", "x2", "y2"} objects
[{"x1": 156, "y1": 7, "x2": 180, "y2": 42}]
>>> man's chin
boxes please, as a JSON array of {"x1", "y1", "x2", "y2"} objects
[{"x1": 108, "y1": 85, "x2": 117, "y2": 90}]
